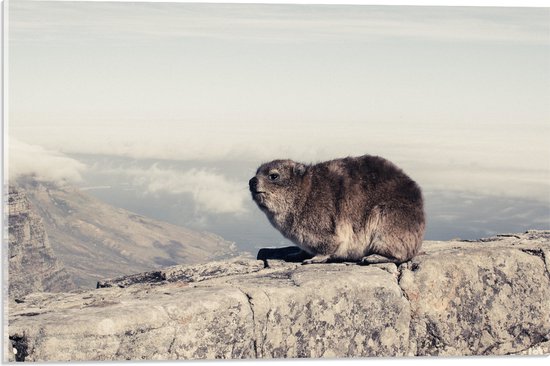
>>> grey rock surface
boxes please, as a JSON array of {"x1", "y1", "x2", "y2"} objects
[
  {"x1": 8, "y1": 186, "x2": 76, "y2": 299},
  {"x1": 7, "y1": 231, "x2": 550, "y2": 361},
  {"x1": 399, "y1": 231, "x2": 550, "y2": 356}
]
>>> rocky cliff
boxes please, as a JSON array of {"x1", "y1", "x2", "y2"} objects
[
  {"x1": 6, "y1": 231, "x2": 550, "y2": 361},
  {"x1": 7, "y1": 186, "x2": 76, "y2": 299}
]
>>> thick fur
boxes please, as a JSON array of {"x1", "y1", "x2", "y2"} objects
[{"x1": 249, "y1": 155, "x2": 425, "y2": 264}]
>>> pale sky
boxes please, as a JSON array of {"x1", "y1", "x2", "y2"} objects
[{"x1": 7, "y1": 1, "x2": 550, "y2": 202}]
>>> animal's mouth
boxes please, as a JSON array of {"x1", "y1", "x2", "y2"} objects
[
  {"x1": 251, "y1": 191, "x2": 268, "y2": 208},
  {"x1": 250, "y1": 187, "x2": 266, "y2": 196},
  {"x1": 251, "y1": 191, "x2": 266, "y2": 201}
]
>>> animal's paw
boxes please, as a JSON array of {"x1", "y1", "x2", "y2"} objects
[
  {"x1": 360, "y1": 254, "x2": 400, "y2": 265},
  {"x1": 302, "y1": 255, "x2": 331, "y2": 265}
]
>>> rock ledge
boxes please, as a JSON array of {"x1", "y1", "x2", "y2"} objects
[{"x1": 7, "y1": 231, "x2": 550, "y2": 361}]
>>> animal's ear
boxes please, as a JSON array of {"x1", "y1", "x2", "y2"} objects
[{"x1": 293, "y1": 163, "x2": 306, "y2": 176}]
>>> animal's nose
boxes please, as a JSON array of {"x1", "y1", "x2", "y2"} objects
[{"x1": 249, "y1": 177, "x2": 258, "y2": 191}]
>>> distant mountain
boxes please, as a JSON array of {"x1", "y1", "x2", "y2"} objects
[
  {"x1": 14, "y1": 178, "x2": 238, "y2": 288},
  {"x1": 8, "y1": 186, "x2": 76, "y2": 298}
]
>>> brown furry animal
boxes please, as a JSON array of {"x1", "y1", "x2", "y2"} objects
[{"x1": 249, "y1": 155, "x2": 425, "y2": 264}]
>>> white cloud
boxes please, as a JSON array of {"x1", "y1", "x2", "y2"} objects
[
  {"x1": 129, "y1": 164, "x2": 249, "y2": 215},
  {"x1": 8, "y1": 138, "x2": 87, "y2": 183}
]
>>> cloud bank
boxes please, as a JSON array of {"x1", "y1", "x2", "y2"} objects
[
  {"x1": 128, "y1": 164, "x2": 249, "y2": 215},
  {"x1": 12, "y1": 119, "x2": 550, "y2": 203},
  {"x1": 7, "y1": 139, "x2": 249, "y2": 216},
  {"x1": 8, "y1": 139, "x2": 87, "y2": 183}
]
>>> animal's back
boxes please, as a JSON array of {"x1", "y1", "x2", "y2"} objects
[
  {"x1": 354, "y1": 155, "x2": 425, "y2": 262},
  {"x1": 316, "y1": 155, "x2": 425, "y2": 263}
]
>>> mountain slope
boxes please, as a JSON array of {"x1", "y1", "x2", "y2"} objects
[
  {"x1": 8, "y1": 186, "x2": 76, "y2": 298},
  {"x1": 16, "y1": 179, "x2": 237, "y2": 288}
]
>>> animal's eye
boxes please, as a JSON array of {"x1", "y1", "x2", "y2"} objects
[{"x1": 268, "y1": 173, "x2": 280, "y2": 181}]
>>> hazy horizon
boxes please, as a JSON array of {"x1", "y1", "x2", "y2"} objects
[
  {"x1": 7, "y1": 1, "x2": 550, "y2": 251},
  {"x1": 9, "y1": 149, "x2": 550, "y2": 254}
]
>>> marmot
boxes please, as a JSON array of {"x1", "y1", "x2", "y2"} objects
[{"x1": 249, "y1": 154, "x2": 425, "y2": 264}]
